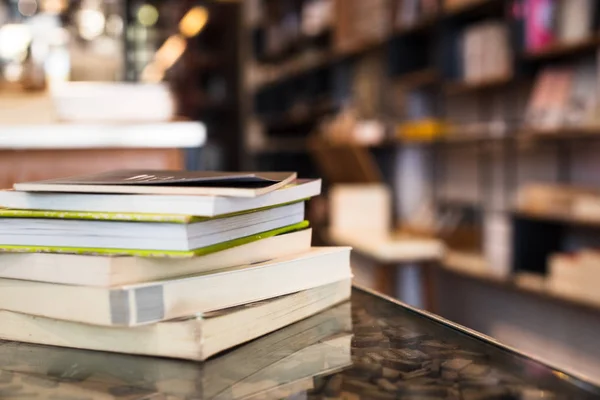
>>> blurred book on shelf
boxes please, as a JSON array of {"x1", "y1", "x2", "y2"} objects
[
  {"x1": 330, "y1": 184, "x2": 392, "y2": 236},
  {"x1": 517, "y1": 183, "x2": 600, "y2": 223},
  {"x1": 524, "y1": 0, "x2": 557, "y2": 52},
  {"x1": 525, "y1": 67, "x2": 574, "y2": 129},
  {"x1": 547, "y1": 250, "x2": 600, "y2": 304},
  {"x1": 396, "y1": 118, "x2": 447, "y2": 142},
  {"x1": 517, "y1": 0, "x2": 596, "y2": 53},
  {"x1": 558, "y1": 0, "x2": 595, "y2": 44},
  {"x1": 334, "y1": 0, "x2": 391, "y2": 53},
  {"x1": 318, "y1": 108, "x2": 387, "y2": 146},
  {"x1": 393, "y1": 0, "x2": 439, "y2": 30},
  {"x1": 525, "y1": 58, "x2": 599, "y2": 130},
  {"x1": 460, "y1": 21, "x2": 513, "y2": 84},
  {"x1": 328, "y1": 184, "x2": 444, "y2": 262}
]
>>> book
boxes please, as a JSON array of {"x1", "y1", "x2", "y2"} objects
[
  {"x1": 564, "y1": 59, "x2": 598, "y2": 126},
  {"x1": 526, "y1": 66, "x2": 574, "y2": 129},
  {"x1": 0, "y1": 301, "x2": 351, "y2": 399},
  {"x1": 0, "y1": 279, "x2": 350, "y2": 361},
  {"x1": 0, "y1": 202, "x2": 305, "y2": 251},
  {"x1": 13, "y1": 170, "x2": 297, "y2": 197},
  {"x1": 0, "y1": 247, "x2": 352, "y2": 326},
  {"x1": 525, "y1": 0, "x2": 557, "y2": 52},
  {"x1": 0, "y1": 228, "x2": 312, "y2": 286},
  {"x1": 0, "y1": 221, "x2": 309, "y2": 258},
  {"x1": 0, "y1": 178, "x2": 321, "y2": 216},
  {"x1": 462, "y1": 22, "x2": 512, "y2": 83},
  {"x1": 558, "y1": 0, "x2": 593, "y2": 43}
]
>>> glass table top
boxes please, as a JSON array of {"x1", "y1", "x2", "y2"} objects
[{"x1": 0, "y1": 286, "x2": 598, "y2": 399}]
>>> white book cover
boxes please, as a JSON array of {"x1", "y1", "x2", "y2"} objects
[
  {"x1": 0, "y1": 247, "x2": 352, "y2": 326},
  {"x1": 0, "y1": 229, "x2": 312, "y2": 286},
  {"x1": 0, "y1": 279, "x2": 351, "y2": 361},
  {"x1": 0, "y1": 179, "x2": 321, "y2": 216},
  {"x1": 0, "y1": 202, "x2": 305, "y2": 251}
]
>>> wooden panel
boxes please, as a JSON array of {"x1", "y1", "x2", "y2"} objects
[
  {"x1": 308, "y1": 138, "x2": 382, "y2": 184},
  {"x1": 0, "y1": 148, "x2": 184, "y2": 189}
]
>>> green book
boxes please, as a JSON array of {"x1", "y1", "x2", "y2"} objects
[
  {"x1": 0, "y1": 202, "x2": 306, "y2": 254},
  {"x1": 0, "y1": 221, "x2": 309, "y2": 258}
]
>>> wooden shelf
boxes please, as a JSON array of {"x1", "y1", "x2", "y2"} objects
[
  {"x1": 441, "y1": 264, "x2": 600, "y2": 315},
  {"x1": 519, "y1": 127, "x2": 600, "y2": 141},
  {"x1": 523, "y1": 35, "x2": 600, "y2": 61},
  {"x1": 250, "y1": 51, "x2": 335, "y2": 90},
  {"x1": 436, "y1": 134, "x2": 506, "y2": 144},
  {"x1": 395, "y1": 68, "x2": 440, "y2": 88},
  {"x1": 444, "y1": 0, "x2": 505, "y2": 17},
  {"x1": 251, "y1": 39, "x2": 388, "y2": 91},
  {"x1": 444, "y1": 74, "x2": 513, "y2": 95},
  {"x1": 260, "y1": 101, "x2": 338, "y2": 132},
  {"x1": 513, "y1": 209, "x2": 600, "y2": 229},
  {"x1": 250, "y1": 137, "x2": 308, "y2": 155}
]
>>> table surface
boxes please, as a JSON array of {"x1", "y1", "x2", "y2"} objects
[{"x1": 0, "y1": 287, "x2": 598, "y2": 399}]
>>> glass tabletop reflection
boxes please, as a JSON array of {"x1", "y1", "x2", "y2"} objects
[{"x1": 0, "y1": 287, "x2": 598, "y2": 399}]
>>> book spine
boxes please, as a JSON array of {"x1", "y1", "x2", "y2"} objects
[{"x1": 525, "y1": 0, "x2": 556, "y2": 51}]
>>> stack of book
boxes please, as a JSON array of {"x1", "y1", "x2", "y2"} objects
[{"x1": 0, "y1": 170, "x2": 352, "y2": 361}]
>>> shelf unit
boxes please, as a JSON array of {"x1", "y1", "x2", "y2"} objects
[{"x1": 244, "y1": 0, "x2": 600, "y2": 286}]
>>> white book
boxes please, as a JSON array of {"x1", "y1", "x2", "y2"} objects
[
  {"x1": 0, "y1": 279, "x2": 351, "y2": 361},
  {"x1": 0, "y1": 247, "x2": 352, "y2": 326},
  {"x1": 0, "y1": 228, "x2": 312, "y2": 286},
  {"x1": 0, "y1": 179, "x2": 321, "y2": 216},
  {"x1": 0, "y1": 202, "x2": 304, "y2": 251}
]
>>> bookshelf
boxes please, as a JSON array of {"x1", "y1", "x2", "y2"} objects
[
  {"x1": 396, "y1": 68, "x2": 440, "y2": 88},
  {"x1": 243, "y1": 0, "x2": 600, "y2": 294},
  {"x1": 441, "y1": 262, "x2": 600, "y2": 315},
  {"x1": 523, "y1": 35, "x2": 600, "y2": 61},
  {"x1": 443, "y1": 74, "x2": 515, "y2": 95},
  {"x1": 443, "y1": 0, "x2": 506, "y2": 16},
  {"x1": 519, "y1": 127, "x2": 600, "y2": 140}
]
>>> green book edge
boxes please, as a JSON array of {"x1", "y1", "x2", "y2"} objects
[
  {"x1": 0, "y1": 221, "x2": 310, "y2": 258},
  {"x1": 0, "y1": 199, "x2": 308, "y2": 223}
]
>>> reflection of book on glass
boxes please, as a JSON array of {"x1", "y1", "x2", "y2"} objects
[
  {"x1": 0, "y1": 301, "x2": 352, "y2": 399},
  {"x1": 0, "y1": 202, "x2": 306, "y2": 252},
  {"x1": 13, "y1": 170, "x2": 297, "y2": 197},
  {"x1": 0, "y1": 179, "x2": 321, "y2": 216},
  {"x1": 0, "y1": 247, "x2": 352, "y2": 326},
  {"x1": 0, "y1": 280, "x2": 351, "y2": 361},
  {"x1": 0, "y1": 228, "x2": 312, "y2": 286}
]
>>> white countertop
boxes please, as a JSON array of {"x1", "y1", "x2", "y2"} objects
[
  {"x1": 0, "y1": 121, "x2": 206, "y2": 150},
  {"x1": 328, "y1": 229, "x2": 445, "y2": 263}
]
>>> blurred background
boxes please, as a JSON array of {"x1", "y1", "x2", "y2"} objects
[{"x1": 4, "y1": 0, "x2": 600, "y2": 379}]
